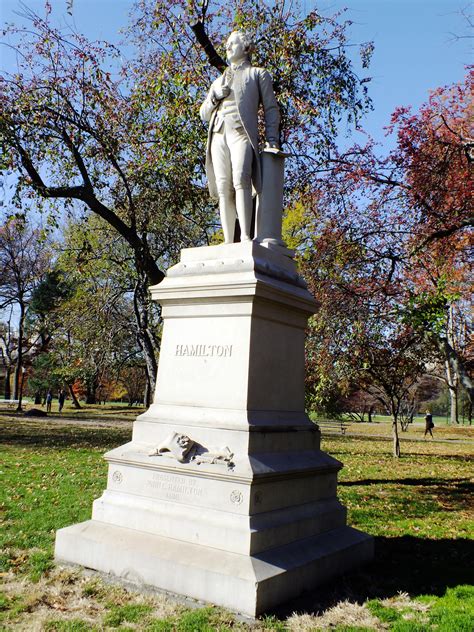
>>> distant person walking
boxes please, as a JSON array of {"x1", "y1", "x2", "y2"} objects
[
  {"x1": 424, "y1": 410, "x2": 434, "y2": 438},
  {"x1": 46, "y1": 390, "x2": 53, "y2": 414},
  {"x1": 58, "y1": 389, "x2": 66, "y2": 413}
]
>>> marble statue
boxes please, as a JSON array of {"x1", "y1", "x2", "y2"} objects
[{"x1": 200, "y1": 30, "x2": 280, "y2": 243}]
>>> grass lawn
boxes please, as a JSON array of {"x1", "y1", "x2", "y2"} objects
[{"x1": 1, "y1": 415, "x2": 473, "y2": 631}]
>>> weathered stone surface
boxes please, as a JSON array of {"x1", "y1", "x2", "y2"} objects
[
  {"x1": 55, "y1": 242, "x2": 373, "y2": 617},
  {"x1": 56, "y1": 521, "x2": 373, "y2": 617}
]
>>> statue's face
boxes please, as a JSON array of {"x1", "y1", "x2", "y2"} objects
[{"x1": 226, "y1": 32, "x2": 247, "y2": 64}]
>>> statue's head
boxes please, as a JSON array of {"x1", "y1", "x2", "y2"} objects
[{"x1": 226, "y1": 30, "x2": 254, "y2": 64}]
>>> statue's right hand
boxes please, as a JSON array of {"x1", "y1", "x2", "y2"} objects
[{"x1": 213, "y1": 85, "x2": 230, "y2": 101}]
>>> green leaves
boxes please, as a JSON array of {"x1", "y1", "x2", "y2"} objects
[{"x1": 404, "y1": 276, "x2": 461, "y2": 335}]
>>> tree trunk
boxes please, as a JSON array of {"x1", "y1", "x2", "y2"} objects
[
  {"x1": 445, "y1": 358, "x2": 459, "y2": 424},
  {"x1": 141, "y1": 334, "x2": 157, "y2": 396},
  {"x1": 13, "y1": 366, "x2": 21, "y2": 401},
  {"x1": 67, "y1": 383, "x2": 81, "y2": 409},
  {"x1": 144, "y1": 376, "x2": 151, "y2": 408},
  {"x1": 391, "y1": 401, "x2": 401, "y2": 457},
  {"x1": 133, "y1": 274, "x2": 158, "y2": 397},
  {"x1": 85, "y1": 389, "x2": 96, "y2": 405},
  {"x1": 17, "y1": 368, "x2": 25, "y2": 412},
  {"x1": 85, "y1": 375, "x2": 99, "y2": 404},
  {"x1": 449, "y1": 384, "x2": 459, "y2": 424},
  {"x1": 4, "y1": 367, "x2": 12, "y2": 400},
  {"x1": 14, "y1": 302, "x2": 25, "y2": 411},
  {"x1": 438, "y1": 336, "x2": 473, "y2": 403},
  {"x1": 392, "y1": 419, "x2": 401, "y2": 457},
  {"x1": 368, "y1": 406, "x2": 374, "y2": 423}
]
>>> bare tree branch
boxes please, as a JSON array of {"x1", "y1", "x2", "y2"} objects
[{"x1": 189, "y1": 20, "x2": 226, "y2": 72}]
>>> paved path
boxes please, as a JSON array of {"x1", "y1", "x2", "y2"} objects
[{"x1": 1, "y1": 411, "x2": 134, "y2": 429}]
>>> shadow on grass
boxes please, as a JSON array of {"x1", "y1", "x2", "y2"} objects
[
  {"x1": 340, "y1": 476, "x2": 472, "y2": 488},
  {"x1": 0, "y1": 422, "x2": 132, "y2": 449},
  {"x1": 333, "y1": 445, "x2": 473, "y2": 461},
  {"x1": 341, "y1": 477, "x2": 473, "y2": 515},
  {"x1": 92, "y1": 404, "x2": 145, "y2": 411},
  {"x1": 274, "y1": 535, "x2": 474, "y2": 618},
  {"x1": 404, "y1": 452, "x2": 473, "y2": 460}
]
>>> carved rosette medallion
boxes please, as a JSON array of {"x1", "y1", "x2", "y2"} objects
[
  {"x1": 230, "y1": 490, "x2": 243, "y2": 505},
  {"x1": 112, "y1": 471, "x2": 123, "y2": 484}
]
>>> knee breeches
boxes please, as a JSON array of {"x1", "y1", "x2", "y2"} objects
[{"x1": 210, "y1": 123, "x2": 253, "y2": 194}]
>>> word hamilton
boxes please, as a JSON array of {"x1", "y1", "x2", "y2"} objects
[{"x1": 175, "y1": 344, "x2": 233, "y2": 358}]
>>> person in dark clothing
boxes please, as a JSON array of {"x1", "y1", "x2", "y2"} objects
[
  {"x1": 46, "y1": 390, "x2": 53, "y2": 414},
  {"x1": 58, "y1": 389, "x2": 66, "y2": 413},
  {"x1": 424, "y1": 410, "x2": 434, "y2": 438}
]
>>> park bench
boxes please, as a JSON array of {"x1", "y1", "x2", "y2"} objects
[
  {"x1": 1, "y1": 399, "x2": 19, "y2": 409},
  {"x1": 315, "y1": 418, "x2": 351, "y2": 435}
]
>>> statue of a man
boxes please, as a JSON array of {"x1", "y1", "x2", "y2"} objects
[{"x1": 200, "y1": 31, "x2": 280, "y2": 243}]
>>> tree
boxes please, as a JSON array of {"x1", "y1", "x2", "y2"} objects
[
  {"x1": 0, "y1": 312, "x2": 16, "y2": 400},
  {"x1": 320, "y1": 74, "x2": 472, "y2": 249},
  {"x1": 28, "y1": 269, "x2": 74, "y2": 353},
  {"x1": 389, "y1": 77, "x2": 473, "y2": 246},
  {"x1": 389, "y1": 76, "x2": 473, "y2": 419},
  {"x1": 36, "y1": 215, "x2": 156, "y2": 405},
  {"x1": 339, "y1": 390, "x2": 379, "y2": 423},
  {"x1": 406, "y1": 279, "x2": 472, "y2": 424},
  {"x1": 300, "y1": 73, "x2": 472, "y2": 448},
  {"x1": 339, "y1": 76, "x2": 472, "y2": 403},
  {"x1": 118, "y1": 365, "x2": 148, "y2": 406},
  {"x1": 302, "y1": 235, "x2": 430, "y2": 457},
  {"x1": 0, "y1": 6, "x2": 214, "y2": 392},
  {"x1": 358, "y1": 328, "x2": 427, "y2": 455},
  {"x1": 27, "y1": 352, "x2": 63, "y2": 404},
  {"x1": 0, "y1": 217, "x2": 50, "y2": 409}
]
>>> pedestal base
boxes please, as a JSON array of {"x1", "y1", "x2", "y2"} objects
[
  {"x1": 55, "y1": 520, "x2": 373, "y2": 617},
  {"x1": 54, "y1": 243, "x2": 374, "y2": 617}
]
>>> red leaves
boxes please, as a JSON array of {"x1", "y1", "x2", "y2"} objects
[
  {"x1": 300, "y1": 74, "x2": 472, "y2": 416},
  {"x1": 390, "y1": 74, "x2": 472, "y2": 239}
]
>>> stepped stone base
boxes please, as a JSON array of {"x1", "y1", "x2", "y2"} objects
[
  {"x1": 55, "y1": 521, "x2": 373, "y2": 617},
  {"x1": 54, "y1": 242, "x2": 373, "y2": 617}
]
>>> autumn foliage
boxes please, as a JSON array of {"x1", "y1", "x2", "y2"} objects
[{"x1": 296, "y1": 72, "x2": 473, "y2": 454}]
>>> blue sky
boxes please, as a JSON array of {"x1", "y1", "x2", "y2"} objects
[
  {"x1": 332, "y1": 0, "x2": 469, "y2": 140},
  {"x1": 0, "y1": 0, "x2": 469, "y2": 147}
]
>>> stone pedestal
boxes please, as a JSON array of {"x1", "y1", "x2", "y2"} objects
[{"x1": 55, "y1": 242, "x2": 373, "y2": 617}]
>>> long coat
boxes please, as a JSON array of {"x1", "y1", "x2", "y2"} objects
[{"x1": 200, "y1": 64, "x2": 280, "y2": 200}]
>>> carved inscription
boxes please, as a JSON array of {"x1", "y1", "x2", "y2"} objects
[
  {"x1": 175, "y1": 344, "x2": 232, "y2": 358},
  {"x1": 146, "y1": 473, "x2": 205, "y2": 502}
]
